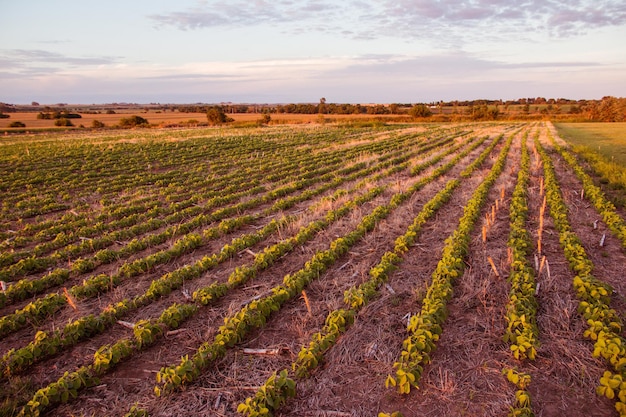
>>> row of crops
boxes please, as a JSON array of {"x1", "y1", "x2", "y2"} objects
[{"x1": 1, "y1": 122, "x2": 625, "y2": 416}]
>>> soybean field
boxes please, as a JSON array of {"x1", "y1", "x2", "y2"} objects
[{"x1": 1, "y1": 122, "x2": 626, "y2": 417}]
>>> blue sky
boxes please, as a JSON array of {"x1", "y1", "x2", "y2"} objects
[{"x1": 1, "y1": 0, "x2": 625, "y2": 104}]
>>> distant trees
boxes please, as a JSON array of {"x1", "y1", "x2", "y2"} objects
[
  {"x1": 0, "y1": 103, "x2": 15, "y2": 113},
  {"x1": 366, "y1": 105, "x2": 391, "y2": 115},
  {"x1": 584, "y1": 96, "x2": 626, "y2": 122},
  {"x1": 38, "y1": 110, "x2": 82, "y2": 120},
  {"x1": 467, "y1": 104, "x2": 499, "y2": 120}
]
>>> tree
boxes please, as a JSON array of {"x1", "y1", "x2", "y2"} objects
[
  {"x1": 260, "y1": 113, "x2": 271, "y2": 125},
  {"x1": 318, "y1": 97, "x2": 326, "y2": 114},
  {"x1": 409, "y1": 104, "x2": 432, "y2": 118},
  {"x1": 206, "y1": 106, "x2": 233, "y2": 125}
]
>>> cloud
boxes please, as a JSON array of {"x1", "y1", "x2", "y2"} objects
[
  {"x1": 0, "y1": 49, "x2": 120, "y2": 72},
  {"x1": 0, "y1": 49, "x2": 123, "y2": 76},
  {"x1": 148, "y1": 1, "x2": 333, "y2": 30},
  {"x1": 9, "y1": 49, "x2": 119, "y2": 66},
  {"x1": 149, "y1": 0, "x2": 626, "y2": 41},
  {"x1": 381, "y1": 0, "x2": 626, "y2": 37}
]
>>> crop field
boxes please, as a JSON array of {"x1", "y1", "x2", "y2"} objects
[{"x1": 1, "y1": 122, "x2": 626, "y2": 417}]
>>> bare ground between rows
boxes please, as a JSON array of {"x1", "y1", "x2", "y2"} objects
[
  {"x1": 371, "y1": 127, "x2": 522, "y2": 417},
  {"x1": 540, "y1": 134, "x2": 626, "y2": 316},
  {"x1": 181, "y1": 170, "x2": 484, "y2": 416},
  {"x1": 279, "y1": 174, "x2": 493, "y2": 415},
  {"x1": 250, "y1": 133, "x2": 511, "y2": 416},
  {"x1": 50, "y1": 129, "x2": 505, "y2": 416},
  {"x1": 0, "y1": 152, "x2": 405, "y2": 346},
  {"x1": 7, "y1": 151, "x2": 430, "y2": 412},
  {"x1": 272, "y1": 128, "x2": 520, "y2": 416},
  {"x1": 0, "y1": 176, "x2": 396, "y2": 389},
  {"x1": 519, "y1": 129, "x2": 614, "y2": 417},
  {"x1": 2, "y1": 131, "x2": 434, "y2": 354}
]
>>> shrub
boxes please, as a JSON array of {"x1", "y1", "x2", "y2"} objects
[
  {"x1": 9, "y1": 121, "x2": 25, "y2": 127},
  {"x1": 0, "y1": 112, "x2": 9, "y2": 119},
  {"x1": 119, "y1": 115, "x2": 149, "y2": 128},
  {"x1": 409, "y1": 104, "x2": 432, "y2": 118},
  {"x1": 54, "y1": 118, "x2": 74, "y2": 127},
  {"x1": 91, "y1": 120, "x2": 106, "y2": 128}
]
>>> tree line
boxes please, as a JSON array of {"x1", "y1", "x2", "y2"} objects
[{"x1": 2, "y1": 96, "x2": 625, "y2": 123}]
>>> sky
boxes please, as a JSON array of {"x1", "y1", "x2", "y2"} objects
[{"x1": 1, "y1": 0, "x2": 626, "y2": 104}]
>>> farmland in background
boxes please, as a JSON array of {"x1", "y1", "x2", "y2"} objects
[{"x1": 1, "y1": 122, "x2": 626, "y2": 417}]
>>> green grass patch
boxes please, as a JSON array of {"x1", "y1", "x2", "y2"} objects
[{"x1": 554, "y1": 123, "x2": 626, "y2": 166}]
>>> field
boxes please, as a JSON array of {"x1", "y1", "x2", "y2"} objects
[
  {"x1": 0, "y1": 111, "x2": 407, "y2": 131},
  {"x1": 1, "y1": 122, "x2": 626, "y2": 417},
  {"x1": 554, "y1": 123, "x2": 626, "y2": 165}
]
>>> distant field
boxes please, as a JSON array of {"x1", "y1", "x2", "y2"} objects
[
  {"x1": 0, "y1": 111, "x2": 407, "y2": 130},
  {"x1": 554, "y1": 122, "x2": 626, "y2": 165}
]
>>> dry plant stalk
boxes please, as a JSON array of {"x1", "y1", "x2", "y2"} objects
[
  {"x1": 487, "y1": 256, "x2": 500, "y2": 278},
  {"x1": 482, "y1": 225, "x2": 487, "y2": 242},
  {"x1": 243, "y1": 348, "x2": 280, "y2": 355},
  {"x1": 63, "y1": 287, "x2": 78, "y2": 311},
  {"x1": 539, "y1": 177, "x2": 544, "y2": 196},
  {"x1": 537, "y1": 237, "x2": 542, "y2": 255},
  {"x1": 301, "y1": 290, "x2": 312, "y2": 316},
  {"x1": 538, "y1": 255, "x2": 546, "y2": 275},
  {"x1": 117, "y1": 320, "x2": 135, "y2": 329},
  {"x1": 538, "y1": 195, "x2": 546, "y2": 254}
]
